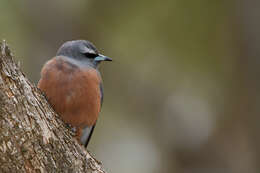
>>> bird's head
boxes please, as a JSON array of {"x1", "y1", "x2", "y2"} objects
[{"x1": 56, "y1": 40, "x2": 112, "y2": 68}]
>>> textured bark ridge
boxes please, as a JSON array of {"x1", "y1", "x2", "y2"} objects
[{"x1": 0, "y1": 41, "x2": 106, "y2": 173}]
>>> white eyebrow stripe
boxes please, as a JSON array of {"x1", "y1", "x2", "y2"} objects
[{"x1": 80, "y1": 46, "x2": 96, "y2": 54}]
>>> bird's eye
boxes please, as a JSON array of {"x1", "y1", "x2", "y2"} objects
[{"x1": 84, "y1": 52, "x2": 98, "y2": 59}]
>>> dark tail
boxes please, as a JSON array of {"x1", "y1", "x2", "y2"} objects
[{"x1": 84, "y1": 124, "x2": 96, "y2": 148}]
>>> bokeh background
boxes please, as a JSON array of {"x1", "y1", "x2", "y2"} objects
[{"x1": 1, "y1": 0, "x2": 260, "y2": 172}]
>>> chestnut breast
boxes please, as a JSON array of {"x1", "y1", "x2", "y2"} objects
[{"x1": 38, "y1": 57, "x2": 102, "y2": 127}]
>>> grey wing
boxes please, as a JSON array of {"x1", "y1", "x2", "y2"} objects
[
  {"x1": 100, "y1": 83, "x2": 104, "y2": 107},
  {"x1": 81, "y1": 125, "x2": 96, "y2": 147},
  {"x1": 82, "y1": 83, "x2": 103, "y2": 148}
]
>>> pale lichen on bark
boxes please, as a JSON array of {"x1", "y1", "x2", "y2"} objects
[{"x1": 0, "y1": 41, "x2": 106, "y2": 173}]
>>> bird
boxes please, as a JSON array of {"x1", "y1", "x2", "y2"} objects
[{"x1": 38, "y1": 40, "x2": 112, "y2": 148}]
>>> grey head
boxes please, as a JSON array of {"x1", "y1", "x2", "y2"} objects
[{"x1": 56, "y1": 40, "x2": 112, "y2": 68}]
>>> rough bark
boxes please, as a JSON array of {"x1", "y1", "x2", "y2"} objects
[{"x1": 0, "y1": 40, "x2": 106, "y2": 173}]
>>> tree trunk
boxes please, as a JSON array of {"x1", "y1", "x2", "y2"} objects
[{"x1": 0, "y1": 40, "x2": 106, "y2": 173}]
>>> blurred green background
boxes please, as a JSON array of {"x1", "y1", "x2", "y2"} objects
[{"x1": 1, "y1": 0, "x2": 260, "y2": 172}]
